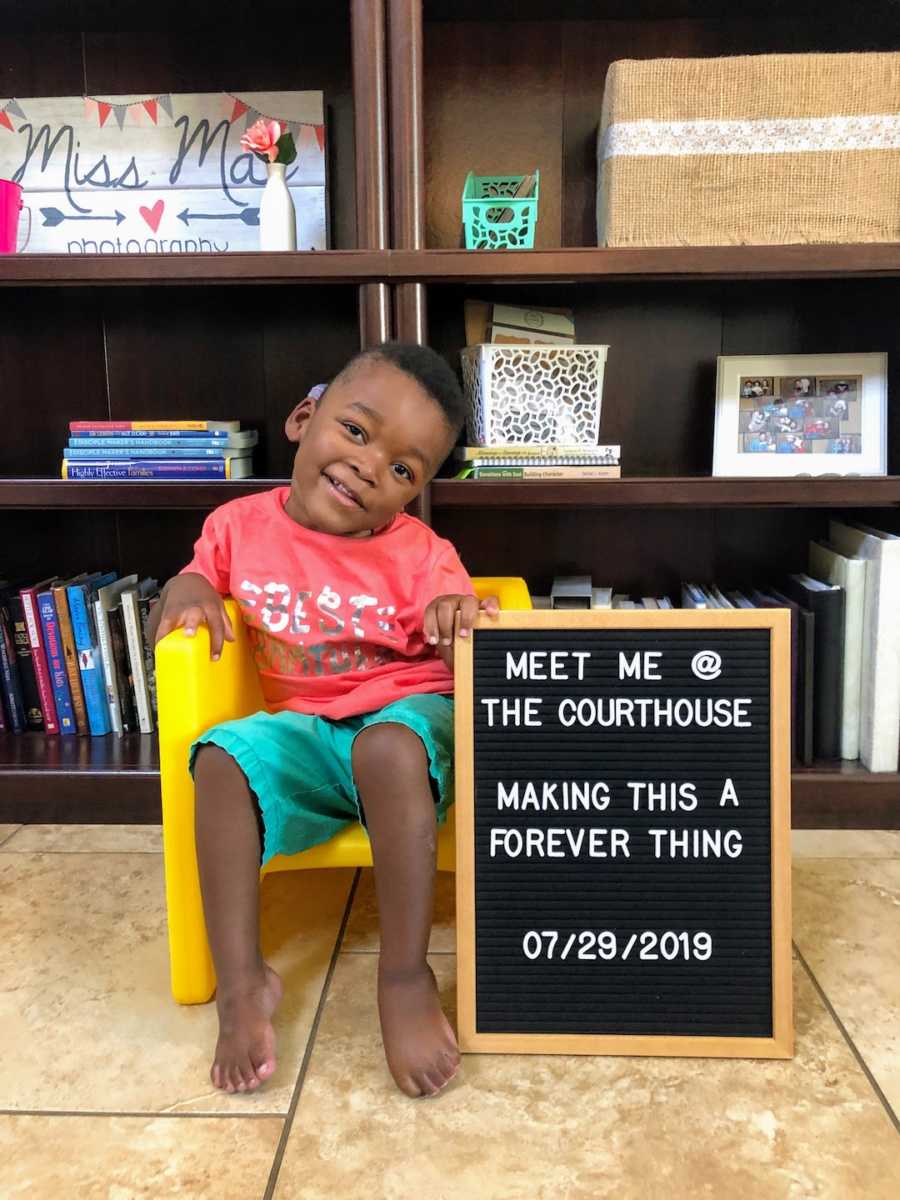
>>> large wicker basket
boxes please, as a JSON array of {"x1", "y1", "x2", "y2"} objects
[{"x1": 596, "y1": 52, "x2": 900, "y2": 247}]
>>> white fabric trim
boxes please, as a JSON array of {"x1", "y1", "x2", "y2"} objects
[{"x1": 599, "y1": 114, "x2": 900, "y2": 160}]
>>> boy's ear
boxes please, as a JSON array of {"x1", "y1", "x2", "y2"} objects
[{"x1": 284, "y1": 391, "x2": 319, "y2": 444}]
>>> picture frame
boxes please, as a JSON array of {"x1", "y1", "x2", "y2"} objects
[{"x1": 713, "y1": 353, "x2": 887, "y2": 477}]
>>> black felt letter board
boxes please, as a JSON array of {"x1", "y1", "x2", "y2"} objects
[{"x1": 468, "y1": 625, "x2": 779, "y2": 1045}]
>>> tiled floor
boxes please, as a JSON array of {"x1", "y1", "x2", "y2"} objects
[{"x1": 1, "y1": 824, "x2": 898, "y2": 1199}]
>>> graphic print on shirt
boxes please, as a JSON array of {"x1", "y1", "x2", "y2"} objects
[{"x1": 238, "y1": 578, "x2": 400, "y2": 679}]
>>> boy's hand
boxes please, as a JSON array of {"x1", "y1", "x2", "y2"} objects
[
  {"x1": 424, "y1": 592, "x2": 500, "y2": 671},
  {"x1": 149, "y1": 573, "x2": 235, "y2": 661}
]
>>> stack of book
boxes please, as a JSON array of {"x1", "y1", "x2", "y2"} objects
[
  {"x1": 61, "y1": 420, "x2": 257, "y2": 480},
  {"x1": 464, "y1": 299, "x2": 576, "y2": 347},
  {"x1": 454, "y1": 444, "x2": 620, "y2": 481},
  {"x1": 0, "y1": 572, "x2": 159, "y2": 737}
]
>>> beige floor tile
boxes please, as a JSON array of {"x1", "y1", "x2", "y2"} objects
[
  {"x1": 0, "y1": 851, "x2": 353, "y2": 1114},
  {"x1": 3, "y1": 823, "x2": 163, "y2": 853},
  {"x1": 274, "y1": 955, "x2": 900, "y2": 1200},
  {"x1": 792, "y1": 830, "x2": 900, "y2": 859},
  {"x1": 0, "y1": 1113, "x2": 283, "y2": 1199},
  {"x1": 793, "y1": 857, "x2": 900, "y2": 1115},
  {"x1": 0, "y1": 824, "x2": 21, "y2": 847},
  {"x1": 342, "y1": 867, "x2": 456, "y2": 953}
]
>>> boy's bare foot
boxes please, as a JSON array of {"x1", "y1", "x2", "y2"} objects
[
  {"x1": 378, "y1": 962, "x2": 460, "y2": 1098},
  {"x1": 211, "y1": 962, "x2": 283, "y2": 1094}
]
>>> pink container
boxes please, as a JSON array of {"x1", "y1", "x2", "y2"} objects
[{"x1": 0, "y1": 179, "x2": 31, "y2": 253}]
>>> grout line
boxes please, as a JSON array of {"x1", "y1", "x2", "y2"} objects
[
  {"x1": 0, "y1": 1108, "x2": 281, "y2": 1120},
  {"x1": 793, "y1": 940, "x2": 899, "y2": 1134},
  {"x1": 0, "y1": 827, "x2": 23, "y2": 849},
  {"x1": 0, "y1": 848, "x2": 162, "y2": 855},
  {"x1": 262, "y1": 868, "x2": 361, "y2": 1200}
]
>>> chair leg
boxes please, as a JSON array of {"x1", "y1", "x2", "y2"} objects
[{"x1": 163, "y1": 817, "x2": 217, "y2": 1005}]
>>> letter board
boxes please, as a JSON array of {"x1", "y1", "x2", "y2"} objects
[{"x1": 454, "y1": 610, "x2": 792, "y2": 1058}]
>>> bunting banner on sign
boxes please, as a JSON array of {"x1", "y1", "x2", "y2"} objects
[{"x1": 0, "y1": 91, "x2": 327, "y2": 254}]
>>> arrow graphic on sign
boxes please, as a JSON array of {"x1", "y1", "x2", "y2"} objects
[
  {"x1": 177, "y1": 207, "x2": 259, "y2": 227},
  {"x1": 40, "y1": 207, "x2": 126, "y2": 227}
]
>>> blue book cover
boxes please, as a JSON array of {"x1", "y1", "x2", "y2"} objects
[
  {"x1": 73, "y1": 428, "x2": 229, "y2": 440},
  {"x1": 69, "y1": 436, "x2": 242, "y2": 450},
  {"x1": 67, "y1": 574, "x2": 116, "y2": 735},
  {"x1": 64, "y1": 446, "x2": 244, "y2": 460},
  {"x1": 63, "y1": 460, "x2": 232, "y2": 480},
  {"x1": 37, "y1": 589, "x2": 76, "y2": 734}
]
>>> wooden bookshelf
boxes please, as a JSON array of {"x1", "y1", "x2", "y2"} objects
[
  {"x1": 5, "y1": 244, "x2": 900, "y2": 288},
  {"x1": 0, "y1": 250, "x2": 391, "y2": 287},
  {"x1": 0, "y1": 733, "x2": 160, "y2": 822},
  {"x1": 4, "y1": 476, "x2": 900, "y2": 511},
  {"x1": 2, "y1": 0, "x2": 898, "y2": 829},
  {"x1": 387, "y1": 245, "x2": 900, "y2": 284}
]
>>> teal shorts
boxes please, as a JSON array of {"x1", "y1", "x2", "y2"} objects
[{"x1": 189, "y1": 694, "x2": 455, "y2": 866}]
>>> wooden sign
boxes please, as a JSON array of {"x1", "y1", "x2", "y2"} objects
[
  {"x1": 0, "y1": 92, "x2": 326, "y2": 253},
  {"x1": 455, "y1": 609, "x2": 792, "y2": 1058}
]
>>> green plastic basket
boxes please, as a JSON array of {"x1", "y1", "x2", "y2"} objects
[{"x1": 461, "y1": 170, "x2": 540, "y2": 250}]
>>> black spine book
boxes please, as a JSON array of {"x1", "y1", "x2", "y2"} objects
[
  {"x1": 137, "y1": 589, "x2": 159, "y2": 720},
  {"x1": 108, "y1": 603, "x2": 138, "y2": 734},
  {"x1": 753, "y1": 588, "x2": 815, "y2": 766},
  {"x1": 784, "y1": 574, "x2": 845, "y2": 762},
  {"x1": 0, "y1": 595, "x2": 27, "y2": 732},
  {"x1": 6, "y1": 593, "x2": 44, "y2": 731}
]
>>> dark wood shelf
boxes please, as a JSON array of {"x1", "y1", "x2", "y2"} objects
[
  {"x1": 0, "y1": 731, "x2": 894, "y2": 827},
  {"x1": 430, "y1": 477, "x2": 900, "y2": 509},
  {"x1": 0, "y1": 251, "x2": 391, "y2": 287},
  {"x1": 389, "y1": 245, "x2": 900, "y2": 284},
  {"x1": 0, "y1": 478, "x2": 290, "y2": 509},
  {"x1": 4, "y1": 476, "x2": 900, "y2": 511},
  {"x1": 5, "y1": 245, "x2": 900, "y2": 288},
  {"x1": 792, "y1": 762, "x2": 900, "y2": 829},
  {"x1": 0, "y1": 733, "x2": 161, "y2": 823}
]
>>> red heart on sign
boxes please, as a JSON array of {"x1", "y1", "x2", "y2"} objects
[{"x1": 139, "y1": 199, "x2": 164, "y2": 232}]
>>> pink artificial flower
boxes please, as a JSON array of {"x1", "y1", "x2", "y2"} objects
[{"x1": 240, "y1": 118, "x2": 283, "y2": 163}]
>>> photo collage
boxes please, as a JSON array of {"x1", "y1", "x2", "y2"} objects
[{"x1": 738, "y1": 375, "x2": 862, "y2": 455}]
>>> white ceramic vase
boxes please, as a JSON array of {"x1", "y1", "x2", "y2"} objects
[{"x1": 259, "y1": 162, "x2": 297, "y2": 251}]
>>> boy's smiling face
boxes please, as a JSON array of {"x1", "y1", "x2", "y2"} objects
[{"x1": 283, "y1": 359, "x2": 456, "y2": 536}]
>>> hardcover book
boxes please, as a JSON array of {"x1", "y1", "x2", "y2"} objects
[
  {"x1": 67, "y1": 573, "x2": 117, "y2": 736},
  {"x1": 808, "y1": 541, "x2": 866, "y2": 760},
  {"x1": 19, "y1": 580, "x2": 60, "y2": 735},
  {"x1": 829, "y1": 520, "x2": 900, "y2": 772},
  {"x1": 37, "y1": 585, "x2": 76, "y2": 734},
  {"x1": 52, "y1": 578, "x2": 89, "y2": 736},
  {"x1": 784, "y1": 574, "x2": 845, "y2": 762},
  {"x1": 0, "y1": 587, "x2": 27, "y2": 732}
]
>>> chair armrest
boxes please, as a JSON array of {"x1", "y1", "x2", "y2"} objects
[{"x1": 156, "y1": 598, "x2": 263, "y2": 750}]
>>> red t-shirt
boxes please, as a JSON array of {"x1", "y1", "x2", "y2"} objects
[{"x1": 181, "y1": 487, "x2": 472, "y2": 718}]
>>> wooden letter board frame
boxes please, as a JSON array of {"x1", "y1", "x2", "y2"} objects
[{"x1": 454, "y1": 609, "x2": 793, "y2": 1059}]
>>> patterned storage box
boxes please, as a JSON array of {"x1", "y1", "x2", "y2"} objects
[
  {"x1": 460, "y1": 344, "x2": 608, "y2": 446},
  {"x1": 596, "y1": 52, "x2": 900, "y2": 247}
]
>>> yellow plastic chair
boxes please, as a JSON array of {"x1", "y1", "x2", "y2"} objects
[{"x1": 157, "y1": 576, "x2": 532, "y2": 1004}]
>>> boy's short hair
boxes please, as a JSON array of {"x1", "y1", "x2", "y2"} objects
[{"x1": 336, "y1": 341, "x2": 467, "y2": 436}]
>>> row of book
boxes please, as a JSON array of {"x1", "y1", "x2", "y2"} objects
[
  {"x1": 60, "y1": 420, "x2": 256, "y2": 481},
  {"x1": 0, "y1": 573, "x2": 159, "y2": 737},
  {"x1": 538, "y1": 519, "x2": 900, "y2": 773},
  {"x1": 681, "y1": 520, "x2": 900, "y2": 773},
  {"x1": 454, "y1": 443, "x2": 621, "y2": 481}
]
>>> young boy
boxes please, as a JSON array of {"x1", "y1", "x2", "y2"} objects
[{"x1": 151, "y1": 343, "x2": 498, "y2": 1099}]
